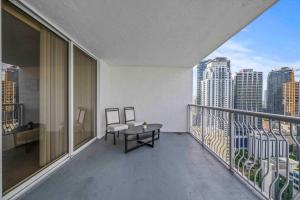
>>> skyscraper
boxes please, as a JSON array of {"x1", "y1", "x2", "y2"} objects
[
  {"x1": 282, "y1": 81, "x2": 300, "y2": 116},
  {"x1": 267, "y1": 67, "x2": 292, "y2": 114},
  {"x1": 196, "y1": 60, "x2": 210, "y2": 105},
  {"x1": 262, "y1": 90, "x2": 268, "y2": 111},
  {"x1": 234, "y1": 69, "x2": 263, "y2": 146},
  {"x1": 200, "y1": 57, "x2": 233, "y2": 145},
  {"x1": 234, "y1": 69, "x2": 263, "y2": 112},
  {"x1": 200, "y1": 57, "x2": 233, "y2": 108}
]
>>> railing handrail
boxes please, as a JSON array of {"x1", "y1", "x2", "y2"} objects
[
  {"x1": 2, "y1": 103, "x2": 24, "y2": 106},
  {"x1": 188, "y1": 104, "x2": 300, "y2": 124}
]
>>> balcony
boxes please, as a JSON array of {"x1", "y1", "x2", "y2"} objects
[
  {"x1": 1, "y1": 0, "x2": 279, "y2": 200},
  {"x1": 188, "y1": 104, "x2": 300, "y2": 200},
  {"x1": 20, "y1": 132, "x2": 258, "y2": 200}
]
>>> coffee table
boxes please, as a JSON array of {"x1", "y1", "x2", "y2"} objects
[{"x1": 122, "y1": 124, "x2": 162, "y2": 153}]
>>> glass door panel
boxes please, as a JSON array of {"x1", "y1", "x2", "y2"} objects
[
  {"x1": 73, "y1": 46, "x2": 97, "y2": 149},
  {"x1": 1, "y1": 1, "x2": 68, "y2": 193}
]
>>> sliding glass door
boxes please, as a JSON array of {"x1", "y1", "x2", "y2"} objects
[
  {"x1": 73, "y1": 46, "x2": 97, "y2": 149},
  {"x1": 1, "y1": 1, "x2": 68, "y2": 193}
]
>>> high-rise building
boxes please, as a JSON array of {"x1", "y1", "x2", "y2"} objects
[
  {"x1": 196, "y1": 60, "x2": 210, "y2": 105},
  {"x1": 200, "y1": 57, "x2": 233, "y2": 108},
  {"x1": 282, "y1": 81, "x2": 300, "y2": 116},
  {"x1": 267, "y1": 67, "x2": 292, "y2": 114},
  {"x1": 200, "y1": 57, "x2": 233, "y2": 148},
  {"x1": 234, "y1": 69, "x2": 263, "y2": 112},
  {"x1": 262, "y1": 90, "x2": 268, "y2": 111},
  {"x1": 234, "y1": 69, "x2": 263, "y2": 147}
]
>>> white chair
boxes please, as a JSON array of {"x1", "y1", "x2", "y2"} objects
[
  {"x1": 74, "y1": 107, "x2": 86, "y2": 136},
  {"x1": 73, "y1": 107, "x2": 87, "y2": 146},
  {"x1": 124, "y1": 107, "x2": 143, "y2": 127},
  {"x1": 105, "y1": 108, "x2": 128, "y2": 144}
]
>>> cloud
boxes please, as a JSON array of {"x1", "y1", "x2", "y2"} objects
[
  {"x1": 205, "y1": 40, "x2": 300, "y2": 90},
  {"x1": 218, "y1": 41, "x2": 253, "y2": 54}
]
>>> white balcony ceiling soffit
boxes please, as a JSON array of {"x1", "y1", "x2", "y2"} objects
[{"x1": 21, "y1": 0, "x2": 276, "y2": 67}]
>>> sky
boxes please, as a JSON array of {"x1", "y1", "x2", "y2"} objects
[{"x1": 193, "y1": 0, "x2": 300, "y2": 96}]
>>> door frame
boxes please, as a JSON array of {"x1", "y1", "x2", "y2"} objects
[{"x1": 0, "y1": 0, "x2": 101, "y2": 199}]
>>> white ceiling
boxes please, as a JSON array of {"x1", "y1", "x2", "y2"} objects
[{"x1": 20, "y1": 0, "x2": 276, "y2": 67}]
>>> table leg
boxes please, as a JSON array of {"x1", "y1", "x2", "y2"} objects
[
  {"x1": 113, "y1": 132, "x2": 116, "y2": 145},
  {"x1": 152, "y1": 131, "x2": 155, "y2": 148},
  {"x1": 125, "y1": 135, "x2": 128, "y2": 153},
  {"x1": 158, "y1": 129, "x2": 160, "y2": 140}
]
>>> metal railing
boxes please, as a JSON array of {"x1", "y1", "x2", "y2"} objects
[{"x1": 188, "y1": 104, "x2": 300, "y2": 200}]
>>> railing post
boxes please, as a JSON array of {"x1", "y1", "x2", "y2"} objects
[
  {"x1": 229, "y1": 112, "x2": 235, "y2": 170},
  {"x1": 187, "y1": 105, "x2": 190, "y2": 133},
  {"x1": 201, "y1": 107, "x2": 204, "y2": 145}
]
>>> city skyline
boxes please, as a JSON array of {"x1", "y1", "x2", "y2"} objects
[{"x1": 193, "y1": 0, "x2": 300, "y2": 96}]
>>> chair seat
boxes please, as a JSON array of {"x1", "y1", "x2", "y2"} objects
[
  {"x1": 107, "y1": 124, "x2": 128, "y2": 132},
  {"x1": 126, "y1": 121, "x2": 143, "y2": 126}
]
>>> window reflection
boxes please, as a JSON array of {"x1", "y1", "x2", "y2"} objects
[
  {"x1": 73, "y1": 47, "x2": 97, "y2": 149},
  {"x1": 2, "y1": 2, "x2": 68, "y2": 193}
]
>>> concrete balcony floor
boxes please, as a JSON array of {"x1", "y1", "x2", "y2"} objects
[{"x1": 20, "y1": 133, "x2": 259, "y2": 200}]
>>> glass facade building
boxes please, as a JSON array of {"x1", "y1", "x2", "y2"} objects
[
  {"x1": 266, "y1": 67, "x2": 292, "y2": 114},
  {"x1": 196, "y1": 60, "x2": 210, "y2": 105}
]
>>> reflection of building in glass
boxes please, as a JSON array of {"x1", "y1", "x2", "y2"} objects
[
  {"x1": 2, "y1": 74, "x2": 16, "y2": 104},
  {"x1": 1, "y1": 64, "x2": 20, "y2": 132}
]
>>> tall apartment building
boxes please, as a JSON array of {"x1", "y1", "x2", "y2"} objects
[
  {"x1": 200, "y1": 57, "x2": 233, "y2": 145},
  {"x1": 282, "y1": 81, "x2": 300, "y2": 116},
  {"x1": 200, "y1": 57, "x2": 233, "y2": 108},
  {"x1": 196, "y1": 60, "x2": 210, "y2": 105},
  {"x1": 234, "y1": 69, "x2": 263, "y2": 147},
  {"x1": 234, "y1": 69, "x2": 263, "y2": 112},
  {"x1": 262, "y1": 90, "x2": 268, "y2": 111},
  {"x1": 267, "y1": 67, "x2": 292, "y2": 114}
]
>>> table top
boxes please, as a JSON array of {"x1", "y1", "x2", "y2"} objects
[
  {"x1": 123, "y1": 124, "x2": 162, "y2": 135},
  {"x1": 3, "y1": 124, "x2": 39, "y2": 135}
]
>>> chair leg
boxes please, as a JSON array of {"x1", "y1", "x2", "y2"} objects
[
  {"x1": 117, "y1": 131, "x2": 120, "y2": 138},
  {"x1": 105, "y1": 131, "x2": 108, "y2": 141},
  {"x1": 113, "y1": 132, "x2": 116, "y2": 145},
  {"x1": 158, "y1": 129, "x2": 160, "y2": 140}
]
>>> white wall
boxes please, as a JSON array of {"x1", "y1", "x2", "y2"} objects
[
  {"x1": 98, "y1": 62, "x2": 193, "y2": 137},
  {"x1": 99, "y1": 60, "x2": 111, "y2": 138}
]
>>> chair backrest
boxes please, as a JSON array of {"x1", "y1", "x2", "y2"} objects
[
  {"x1": 124, "y1": 107, "x2": 135, "y2": 123},
  {"x1": 75, "y1": 107, "x2": 86, "y2": 124},
  {"x1": 78, "y1": 109, "x2": 86, "y2": 124},
  {"x1": 75, "y1": 108, "x2": 81, "y2": 123},
  {"x1": 105, "y1": 108, "x2": 120, "y2": 126}
]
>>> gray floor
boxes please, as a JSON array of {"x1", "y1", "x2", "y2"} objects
[{"x1": 20, "y1": 133, "x2": 259, "y2": 200}]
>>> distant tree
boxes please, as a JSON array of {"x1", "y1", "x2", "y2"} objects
[{"x1": 275, "y1": 175, "x2": 293, "y2": 200}]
